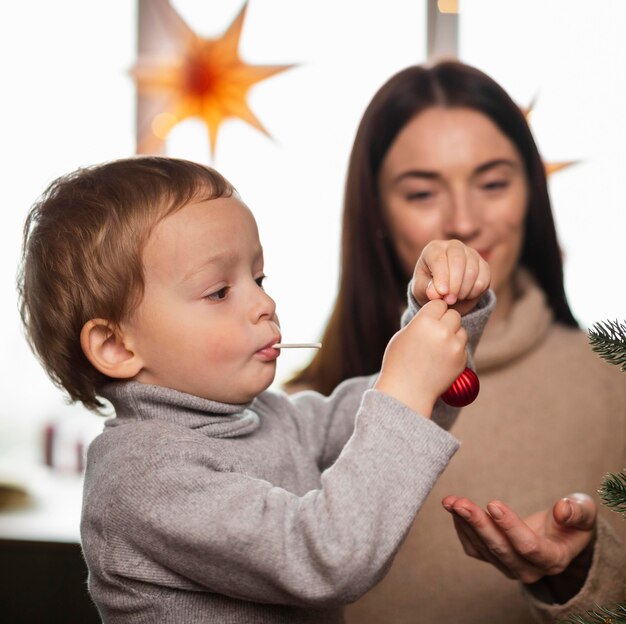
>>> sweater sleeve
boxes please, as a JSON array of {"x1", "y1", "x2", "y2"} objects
[
  {"x1": 104, "y1": 391, "x2": 459, "y2": 608},
  {"x1": 401, "y1": 284, "x2": 495, "y2": 430},
  {"x1": 279, "y1": 287, "x2": 496, "y2": 469},
  {"x1": 401, "y1": 281, "x2": 494, "y2": 357},
  {"x1": 279, "y1": 375, "x2": 375, "y2": 470},
  {"x1": 522, "y1": 517, "x2": 626, "y2": 622}
]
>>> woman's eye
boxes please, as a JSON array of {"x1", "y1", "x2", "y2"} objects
[
  {"x1": 482, "y1": 180, "x2": 509, "y2": 192},
  {"x1": 255, "y1": 275, "x2": 266, "y2": 289},
  {"x1": 205, "y1": 287, "x2": 229, "y2": 301},
  {"x1": 406, "y1": 190, "x2": 434, "y2": 202}
]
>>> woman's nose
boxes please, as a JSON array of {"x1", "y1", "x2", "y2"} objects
[{"x1": 444, "y1": 193, "x2": 481, "y2": 241}]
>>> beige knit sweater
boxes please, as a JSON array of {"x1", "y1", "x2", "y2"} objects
[{"x1": 345, "y1": 270, "x2": 626, "y2": 624}]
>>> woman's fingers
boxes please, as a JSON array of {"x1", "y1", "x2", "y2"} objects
[
  {"x1": 451, "y1": 515, "x2": 517, "y2": 579},
  {"x1": 443, "y1": 497, "x2": 545, "y2": 583},
  {"x1": 443, "y1": 497, "x2": 496, "y2": 560},
  {"x1": 443, "y1": 494, "x2": 599, "y2": 585},
  {"x1": 552, "y1": 493, "x2": 597, "y2": 531},
  {"x1": 443, "y1": 499, "x2": 518, "y2": 579},
  {"x1": 448, "y1": 498, "x2": 515, "y2": 560},
  {"x1": 485, "y1": 501, "x2": 559, "y2": 571}
]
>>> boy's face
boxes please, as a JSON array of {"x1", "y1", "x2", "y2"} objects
[{"x1": 122, "y1": 195, "x2": 280, "y2": 404}]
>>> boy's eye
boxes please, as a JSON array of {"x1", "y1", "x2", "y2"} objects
[{"x1": 205, "y1": 286, "x2": 229, "y2": 301}]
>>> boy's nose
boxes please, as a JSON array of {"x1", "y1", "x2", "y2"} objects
[{"x1": 251, "y1": 287, "x2": 276, "y2": 323}]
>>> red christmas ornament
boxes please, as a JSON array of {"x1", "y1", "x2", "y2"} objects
[{"x1": 441, "y1": 367, "x2": 480, "y2": 407}]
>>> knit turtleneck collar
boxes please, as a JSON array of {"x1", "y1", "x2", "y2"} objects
[
  {"x1": 474, "y1": 268, "x2": 553, "y2": 373},
  {"x1": 100, "y1": 381, "x2": 260, "y2": 438}
]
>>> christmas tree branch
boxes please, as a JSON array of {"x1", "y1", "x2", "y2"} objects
[
  {"x1": 588, "y1": 320, "x2": 626, "y2": 371},
  {"x1": 598, "y1": 470, "x2": 626, "y2": 515},
  {"x1": 558, "y1": 319, "x2": 626, "y2": 624},
  {"x1": 558, "y1": 602, "x2": 626, "y2": 624}
]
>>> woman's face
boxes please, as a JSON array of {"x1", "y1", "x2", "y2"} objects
[{"x1": 378, "y1": 107, "x2": 528, "y2": 299}]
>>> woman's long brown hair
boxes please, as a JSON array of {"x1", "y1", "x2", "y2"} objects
[{"x1": 287, "y1": 61, "x2": 578, "y2": 395}]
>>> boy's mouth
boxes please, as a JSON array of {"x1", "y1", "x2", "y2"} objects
[{"x1": 255, "y1": 338, "x2": 281, "y2": 361}]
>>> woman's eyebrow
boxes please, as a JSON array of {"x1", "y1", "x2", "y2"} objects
[
  {"x1": 392, "y1": 169, "x2": 440, "y2": 184},
  {"x1": 474, "y1": 158, "x2": 519, "y2": 174},
  {"x1": 392, "y1": 158, "x2": 520, "y2": 184}
]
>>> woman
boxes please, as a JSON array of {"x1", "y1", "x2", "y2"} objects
[{"x1": 287, "y1": 62, "x2": 626, "y2": 623}]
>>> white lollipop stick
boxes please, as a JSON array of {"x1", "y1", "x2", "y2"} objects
[{"x1": 272, "y1": 342, "x2": 322, "y2": 349}]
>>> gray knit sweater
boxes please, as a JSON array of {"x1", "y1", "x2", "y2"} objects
[{"x1": 81, "y1": 290, "x2": 494, "y2": 623}]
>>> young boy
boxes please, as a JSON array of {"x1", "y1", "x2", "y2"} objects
[{"x1": 18, "y1": 156, "x2": 494, "y2": 623}]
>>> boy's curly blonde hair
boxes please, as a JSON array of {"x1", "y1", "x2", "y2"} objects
[{"x1": 18, "y1": 156, "x2": 234, "y2": 411}]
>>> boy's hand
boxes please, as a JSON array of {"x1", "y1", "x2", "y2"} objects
[
  {"x1": 413, "y1": 240, "x2": 490, "y2": 316},
  {"x1": 375, "y1": 299, "x2": 467, "y2": 418}
]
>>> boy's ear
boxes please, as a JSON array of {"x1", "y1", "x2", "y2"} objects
[{"x1": 80, "y1": 319, "x2": 143, "y2": 379}]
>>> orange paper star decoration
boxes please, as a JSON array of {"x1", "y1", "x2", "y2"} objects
[
  {"x1": 522, "y1": 97, "x2": 578, "y2": 177},
  {"x1": 133, "y1": 0, "x2": 294, "y2": 157}
]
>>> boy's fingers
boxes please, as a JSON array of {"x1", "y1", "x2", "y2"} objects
[
  {"x1": 464, "y1": 261, "x2": 490, "y2": 301},
  {"x1": 425, "y1": 279, "x2": 441, "y2": 302},
  {"x1": 418, "y1": 241, "x2": 491, "y2": 305},
  {"x1": 419, "y1": 298, "x2": 449, "y2": 319},
  {"x1": 440, "y1": 308, "x2": 462, "y2": 332},
  {"x1": 445, "y1": 243, "x2": 468, "y2": 303},
  {"x1": 420, "y1": 305, "x2": 466, "y2": 354},
  {"x1": 457, "y1": 254, "x2": 480, "y2": 301},
  {"x1": 423, "y1": 247, "x2": 451, "y2": 297}
]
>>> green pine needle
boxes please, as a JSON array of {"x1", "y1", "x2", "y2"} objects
[
  {"x1": 559, "y1": 321, "x2": 626, "y2": 624},
  {"x1": 558, "y1": 602, "x2": 626, "y2": 624},
  {"x1": 598, "y1": 470, "x2": 626, "y2": 515},
  {"x1": 588, "y1": 319, "x2": 626, "y2": 371}
]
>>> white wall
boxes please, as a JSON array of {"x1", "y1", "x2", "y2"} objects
[
  {"x1": 0, "y1": 1, "x2": 427, "y2": 438},
  {"x1": 460, "y1": 0, "x2": 626, "y2": 329},
  {"x1": 2, "y1": 0, "x2": 625, "y2": 442},
  {"x1": 1, "y1": 1, "x2": 137, "y2": 445},
  {"x1": 166, "y1": 0, "x2": 429, "y2": 390}
]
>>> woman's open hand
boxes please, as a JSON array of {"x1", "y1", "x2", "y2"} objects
[{"x1": 441, "y1": 493, "x2": 597, "y2": 584}]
